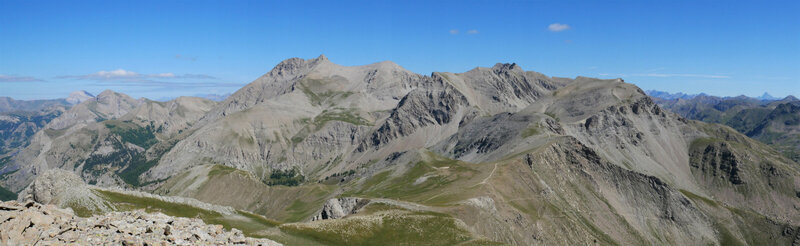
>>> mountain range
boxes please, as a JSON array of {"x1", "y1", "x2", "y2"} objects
[
  {"x1": 649, "y1": 91, "x2": 800, "y2": 162},
  {"x1": 0, "y1": 56, "x2": 799, "y2": 245},
  {"x1": 646, "y1": 90, "x2": 789, "y2": 101}
]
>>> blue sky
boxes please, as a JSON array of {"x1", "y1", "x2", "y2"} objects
[{"x1": 1, "y1": 0, "x2": 798, "y2": 100}]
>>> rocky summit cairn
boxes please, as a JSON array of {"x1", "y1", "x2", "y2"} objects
[{"x1": 0, "y1": 200, "x2": 282, "y2": 245}]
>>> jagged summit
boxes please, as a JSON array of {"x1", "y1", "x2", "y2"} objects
[
  {"x1": 268, "y1": 55, "x2": 332, "y2": 76},
  {"x1": 491, "y1": 62, "x2": 522, "y2": 72}
]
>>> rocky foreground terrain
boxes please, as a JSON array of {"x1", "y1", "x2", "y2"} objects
[{"x1": 0, "y1": 199, "x2": 282, "y2": 245}]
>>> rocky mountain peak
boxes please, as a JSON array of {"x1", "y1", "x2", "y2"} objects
[
  {"x1": 267, "y1": 54, "x2": 331, "y2": 77},
  {"x1": 93, "y1": 90, "x2": 139, "y2": 106},
  {"x1": 96, "y1": 89, "x2": 121, "y2": 99},
  {"x1": 363, "y1": 60, "x2": 408, "y2": 73},
  {"x1": 42, "y1": 90, "x2": 141, "y2": 130},
  {"x1": 491, "y1": 62, "x2": 522, "y2": 73},
  {"x1": 758, "y1": 92, "x2": 779, "y2": 101},
  {"x1": 66, "y1": 90, "x2": 94, "y2": 105}
]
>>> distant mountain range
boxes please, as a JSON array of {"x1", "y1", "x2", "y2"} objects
[
  {"x1": 648, "y1": 90, "x2": 800, "y2": 161},
  {"x1": 0, "y1": 58, "x2": 799, "y2": 245},
  {"x1": 645, "y1": 90, "x2": 793, "y2": 101}
]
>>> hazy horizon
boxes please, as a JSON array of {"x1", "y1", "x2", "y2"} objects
[
  {"x1": 3, "y1": 56, "x2": 798, "y2": 101},
  {"x1": 2, "y1": 0, "x2": 798, "y2": 100}
]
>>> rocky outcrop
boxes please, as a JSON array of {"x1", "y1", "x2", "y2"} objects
[
  {"x1": 0, "y1": 200, "x2": 281, "y2": 245},
  {"x1": 18, "y1": 169, "x2": 111, "y2": 213},
  {"x1": 311, "y1": 197, "x2": 369, "y2": 221},
  {"x1": 690, "y1": 141, "x2": 744, "y2": 185}
]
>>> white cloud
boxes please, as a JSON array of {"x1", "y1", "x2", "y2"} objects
[
  {"x1": 58, "y1": 69, "x2": 216, "y2": 81},
  {"x1": 152, "y1": 73, "x2": 176, "y2": 78},
  {"x1": 466, "y1": 29, "x2": 479, "y2": 34},
  {"x1": 182, "y1": 74, "x2": 216, "y2": 79},
  {"x1": 548, "y1": 23, "x2": 570, "y2": 32},
  {"x1": 0, "y1": 74, "x2": 44, "y2": 82},
  {"x1": 449, "y1": 29, "x2": 459, "y2": 35},
  {"x1": 91, "y1": 69, "x2": 140, "y2": 79}
]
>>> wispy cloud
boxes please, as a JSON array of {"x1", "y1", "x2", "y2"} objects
[
  {"x1": 85, "y1": 80, "x2": 245, "y2": 88},
  {"x1": 599, "y1": 72, "x2": 730, "y2": 79},
  {"x1": 175, "y1": 54, "x2": 198, "y2": 61},
  {"x1": 644, "y1": 67, "x2": 667, "y2": 72},
  {"x1": 0, "y1": 74, "x2": 44, "y2": 82},
  {"x1": 466, "y1": 29, "x2": 479, "y2": 35},
  {"x1": 58, "y1": 69, "x2": 217, "y2": 81},
  {"x1": 56, "y1": 69, "x2": 236, "y2": 90},
  {"x1": 632, "y1": 73, "x2": 730, "y2": 79},
  {"x1": 548, "y1": 23, "x2": 570, "y2": 32},
  {"x1": 449, "y1": 29, "x2": 459, "y2": 35},
  {"x1": 180, "y1": 74, "x2": 217, "y2": 79}
]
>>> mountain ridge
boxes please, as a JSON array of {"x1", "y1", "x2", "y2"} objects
[{"x1": 0, "y1": 56, "x2": 798, "y2": 245}]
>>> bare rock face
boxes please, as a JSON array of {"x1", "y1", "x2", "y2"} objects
[
  {"x1": 690, "y1": 141, "x2": 744, "y2": 185},
  {"x1": 311, "y1": 197, "x2": 369, "y2": 221},
  {"x1": 18, "y1": 169, "x2": 84, "y2": 204},
  {"x1": 0, "y1": 200, "x2": 282, "y2": 245}
]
